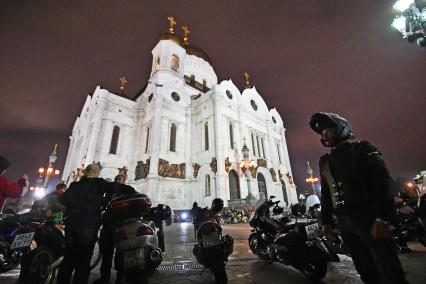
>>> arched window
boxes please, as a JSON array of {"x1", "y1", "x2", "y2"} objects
[
  {"x1": 229, "y1": 122, "x2": 234, "y2": 149},
  {"x1": 205, "y1": 175, "x2": 211, "y2": 196},
  {"x1": 261, "y1": 137, "x2": 266, "y2": 158},
  {"x1": 145, "y1": 127, "x2": 150, "y2": 153},
  {"x1": 204, "y1": 122, "x2": 209, "y2": 151},
  {"x1": 109, "y1": 126, "x2": 120, "y2": 154},
  {"x1": 251, "y1": 133, "x2": 256, "y2": 156},
  {"x1": 169, "y1": 123, "x2": 176, "y2": 152}
]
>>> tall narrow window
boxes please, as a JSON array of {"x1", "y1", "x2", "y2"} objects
[
  {"x1": 277, "y1": 143, "x2": 282, "y2": 164},
  {"x1": 109, "y1": 126, "x2": 120, "y2": 154},
  {"x1": 229, "y1": 123, "x2": 234, "y2": 149},
  {"x1": 256, "y1": 135, "x2": 261, "y2": 158},
  {"x1": 169, "y1": 123, "x2": 176, "y2": 152},
  {"x1": 205, "y1": 175, "x2": 211, "y2": 196},
  {"x1": 145, "y1": 127, "x2": 150, "y2": 153},
  {"x1": 261, "y1": 137, "x2": 266, "y2": 158},
  {"x1": 204, "y1": 122, "x2": 209, "y2": 151},
  {"x1": 251, "y1": 133, "x2": 256, "y2": 156}
]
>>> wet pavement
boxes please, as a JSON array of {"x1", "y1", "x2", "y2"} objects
[{"x1": 1, "y1": 222, "x2": 425, "y2": 283}]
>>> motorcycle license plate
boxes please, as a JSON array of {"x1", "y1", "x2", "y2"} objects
[
  {"x1": 123, "y1": 248, "x2": 144, "y2": 269},
  {"x1": 10, "y1": 232, "x2": 35, "y2": 249},
  {"x1": 305, "y1": 223, "x2": 320, "y2": 240},
  {"x1": 202, "y1": 232, "x2": 221, "y2": 247}
]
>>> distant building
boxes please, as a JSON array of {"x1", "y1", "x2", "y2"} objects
[{"x1": 62, "y1": 21, "x2": 298, "y2": 209}]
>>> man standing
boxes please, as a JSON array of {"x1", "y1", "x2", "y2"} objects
[
  {"x1": 94, "y1": 174, "x2": 135, "y2": 284},
  {"x1": 309, "y1": 112, "x2": 408, "y2": 284},
  {"x1": 0, "y1": 156, "x2": 28, "y2": 212},
  {"x1": 57, "y1": 164, "x2": 134, "y2": 284}
]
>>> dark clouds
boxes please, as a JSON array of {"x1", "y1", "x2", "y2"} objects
[{"x1": 1, "y1": 0, "x2": 425, "y2": 191}]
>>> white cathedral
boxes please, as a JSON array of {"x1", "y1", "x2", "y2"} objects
[{"x1": 62, "y1": 19, "x2": 298, "y2": 210}]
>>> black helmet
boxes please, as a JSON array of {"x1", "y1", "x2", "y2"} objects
[
  {"x1": 309, "y1": 112, "x2": 354, "y2": 146},
  {"x1": 211, "y1": 198, "x2": 224, "y2": 214}
]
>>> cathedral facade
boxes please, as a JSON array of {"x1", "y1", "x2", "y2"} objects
[{"x1": 62, "y1": 22, "x2": 298, "y2": 210}]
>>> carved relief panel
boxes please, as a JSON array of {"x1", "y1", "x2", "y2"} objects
[{"x1": 135, "y1": 159, "x2": 150, "y2": 180}]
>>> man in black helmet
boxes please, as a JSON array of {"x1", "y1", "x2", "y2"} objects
[{"x1": 309, "y1": 112, "x2": 408, "y2": 284}]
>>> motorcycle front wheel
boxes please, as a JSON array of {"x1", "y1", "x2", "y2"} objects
[{"x1": 24, "y1": 246, "x2": 56, "y2": 284}]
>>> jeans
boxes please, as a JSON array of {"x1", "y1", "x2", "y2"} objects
[{"x1": 337, "y1": 213, "x2": 409, "y2": 284}]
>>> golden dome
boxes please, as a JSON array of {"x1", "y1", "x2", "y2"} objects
[
  {"x1": 155, "y1": 32, "x2": 184, "y2": 46},
  {"x1": 185, "y1": 44, "x2": 212, "y2": 64}
]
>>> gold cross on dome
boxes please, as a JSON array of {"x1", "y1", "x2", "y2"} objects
[
  {"x1": 244, "y1": 72, "x2": 252, "y2": 87},
  {"x1": 167, "y1": 16, "x2": 176, "y2": 34},
  {"x1": 182, "y1": 25, "x2": 190, "y2": 45},
  {"x1": 119, "y1": 76, "x2": 128, "y2": 96}
]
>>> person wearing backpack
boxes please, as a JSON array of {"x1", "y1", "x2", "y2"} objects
[{"x1": 309, "y1": 112, "x2": 408, "y2": 284}]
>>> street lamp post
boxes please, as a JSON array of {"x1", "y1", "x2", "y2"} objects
[
  {"x1": 37, "y1": 144, "x2": 61, "y2": 189},
  {"x1": 306, "y1": 161, "x2": 319, "y2": 195},
  {"x1": 240, "y1": 141, "x2": 256, "y2": 205}
]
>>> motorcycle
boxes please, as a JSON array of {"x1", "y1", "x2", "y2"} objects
[
  {"x1": 107, "y1": 193, "x2": 163, "y2": 284},
  {"x1": 248, "y1": 196, "x2": 331, "y2": 281},
  {"x1": 193, "y1": 207, "x2": 234, "y2": 283},
  {"x1": 18, "y1": 208, "x2": 102, "y2": 284},
  {"x1": 0, "y1": 210, "x2": 40, "y2": 275},
  {"x1": 393, "y1": 196, "x2": 426, "y2": 251}
]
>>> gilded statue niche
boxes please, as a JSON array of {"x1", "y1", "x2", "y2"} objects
[
  {"x1": 249, "y1": 165, "x2": 257, "y2": 178},
  {"x1": 286, "y1": 172, "x2": 294, "y2": 184},
  {"x1": 158, "y1": 158, "x2": 185, "y2": 179},
  {"x1": 257, "y1": 159, "x2": 267, "y2": 168},
  {"x1": 192, "y1": 163, "x2": 201, "y2": 178},
  {"x1": 224, "y1": 157, "x2": 232, "y2": 173},
  {"x1": 118, "y1": 166, "x2": 128, "y2": 181},
  {"x1": 135, "y1": 159, "x2": 150, "y2": 180},
  {"x1": 210, "y1": 157, "x2": 217, "y2": 173},
  {"x1": 270, "y1": 168, "x2": 277, "y2": 182}
]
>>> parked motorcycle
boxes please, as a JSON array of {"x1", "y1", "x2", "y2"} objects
[
  {"x1": 107, "y1": 193, "x2": 163, "y2": 284},
  {"x1": 193, "y1": 200, "x2": 234, "y2": 283},
  {"x1": 248, "y1": 196, "x2": 331, "y2": 281},
  {"x1": 393, "y1": 196, "x2": 426, "y2": 251},
  {"x1": 17, "y1": 208, "x2": 101, "y2": 284},
  {"x1": 0, "y1": 210, "x2": 40, "y2": 275}
]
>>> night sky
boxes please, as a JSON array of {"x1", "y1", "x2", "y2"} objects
[{"x1": 1, "y1": 0, "x2": 425, "y2": 192}]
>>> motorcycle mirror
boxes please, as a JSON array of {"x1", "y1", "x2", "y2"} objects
[{"x1": 270, "y1": 195, "x2": 276, "y2": 199}]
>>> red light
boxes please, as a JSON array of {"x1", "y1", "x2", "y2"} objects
[
  {"x1": 115, "y1": 230, "x2": 127, "y2": 242},
  {"x1": 136, "y1": 225, "x2": 154, "y2": 236}
]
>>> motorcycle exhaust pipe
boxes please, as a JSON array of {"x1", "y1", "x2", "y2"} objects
[{"x1": 150, "y1": 249, "x2": 163, "y2": 265}]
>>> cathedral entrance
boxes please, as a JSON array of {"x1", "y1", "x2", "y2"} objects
[
  {"x1": 257, "y1": 173, "x2": 267, "y2": 199},
  {"x1": 228, "y1": 170, "x2": 240, "y2": 200}
]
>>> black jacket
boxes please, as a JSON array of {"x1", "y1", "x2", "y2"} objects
[
  {"x1": 319, "y1": 141, "x2": 395, "y2": 224},
  {"x1": 59, "y1": 177, "x2": 134, "y2": 229}
]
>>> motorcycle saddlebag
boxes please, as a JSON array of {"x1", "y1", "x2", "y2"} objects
[{"x1": 108, "y1": 194, "x2": 152, "y2": 219}]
